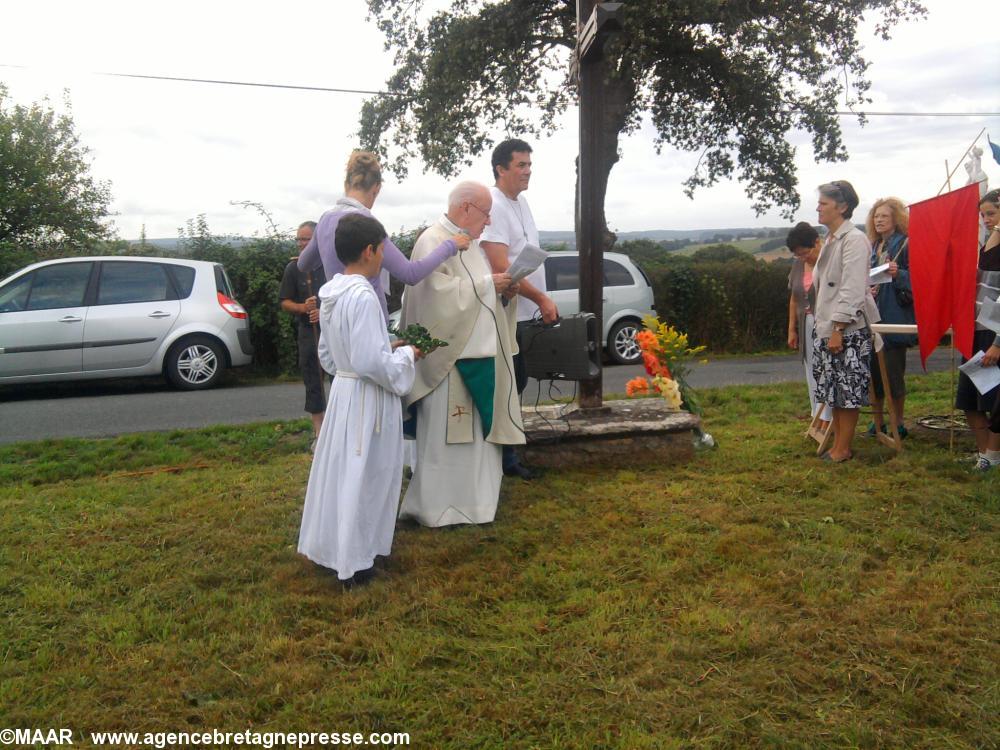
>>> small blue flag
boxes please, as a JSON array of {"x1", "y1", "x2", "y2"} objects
[{"x1": 990, "y1": 135, "x2": 1000, "y2": 166}]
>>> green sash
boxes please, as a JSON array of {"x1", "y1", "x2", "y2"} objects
[{"x1": 454, "y1": 358, "x2": 495, "y2": 438}]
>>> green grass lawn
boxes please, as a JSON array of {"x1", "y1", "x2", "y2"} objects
[{"x1": 1, "y1": 373, "x2": 997, "y2": 748}]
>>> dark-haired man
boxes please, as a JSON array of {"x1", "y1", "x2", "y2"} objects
[
  {"x1": 279, "y1": 220, "x2": 327, "y2": 442},
  {"x1": 481, "y1": 138, "x2": 558, "y2": 480}
]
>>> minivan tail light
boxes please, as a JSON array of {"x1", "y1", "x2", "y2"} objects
[{"x1": 217, "y1": 292, "x2": 248, "y2": 319}]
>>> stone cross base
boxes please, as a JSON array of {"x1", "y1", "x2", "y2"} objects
[{"x1": 521, "y1": 398, "x2": 701, "y2": 469}]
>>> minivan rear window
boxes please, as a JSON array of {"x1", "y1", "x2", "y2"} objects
[
  {"x1": 165, "y1": 264, "x2": 196, "y2": 298},
  {"x1": 214, "y1": 265, "x2": 236, "y2": 298},
  {"x1": 603, "y1": 260, "x2": 634, "y2": 287}
]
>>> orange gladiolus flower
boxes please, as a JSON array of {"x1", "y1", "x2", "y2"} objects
[
  {"x1": 642, "y1": 351, "x2": 671, "y2": 378},
  {"x1": 626, "y1": 377, "x2": 650, "y2": 396},
  {"x1": 635, "y1": 329, "x2": 659, "y2": 352},
  {"x1": 642, "y1": 351, "x2": 657, "y2": 375}
]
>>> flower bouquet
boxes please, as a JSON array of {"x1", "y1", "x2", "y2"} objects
[{"x1": 625, "y1": 315, "x2": 706, "y2": 416}]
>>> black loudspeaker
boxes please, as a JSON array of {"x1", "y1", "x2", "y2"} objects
[{"x1": 520, "y1": 313, "x2": 601, "y2": 381}]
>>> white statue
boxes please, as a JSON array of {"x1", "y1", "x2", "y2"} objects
[{"x1": 965, "y1": 146, "x2": 988, "y2": 197}]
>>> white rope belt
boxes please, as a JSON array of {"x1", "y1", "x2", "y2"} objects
[{"x1": 334, "y1": 370, "x2": 381, "y2": 454}]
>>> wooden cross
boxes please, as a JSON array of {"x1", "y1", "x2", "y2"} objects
[{"x1": 576, "y1": 1, "x2": 622, "y2": 409}]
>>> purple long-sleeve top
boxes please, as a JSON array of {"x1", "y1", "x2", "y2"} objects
[{"x1": 297, "y1": 197, "x2": 457, "y2": 321}]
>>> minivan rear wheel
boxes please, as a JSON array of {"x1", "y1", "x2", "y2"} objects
[
  {"x1": 166, "y1": 336, "x2": 225, "y2": 390},
  {"x1": 608, "y1": 319, "x2": 642, "y2": 365}
]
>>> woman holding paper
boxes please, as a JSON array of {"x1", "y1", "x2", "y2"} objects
[
  {"x1": 955, "y1": 188, "x2": 1000, "y2": 471},
  {"x1": 811, "y1": 180, "x2": 879, "y2": 462},
  {"x1": 865, "y1": 197, "x2": 916, "y2": 438}
]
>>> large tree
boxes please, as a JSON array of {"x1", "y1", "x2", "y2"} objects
[
  {"x1": 0, "y1": 84, "x2": 113, "y2": 249},
  {"x1": 359, "y1": 0, "x2": 924, "y2": 247}
]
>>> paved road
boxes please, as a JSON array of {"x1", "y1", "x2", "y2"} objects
[{"x1": 0, "y1": 349, "x2": 954, "y2": 445}]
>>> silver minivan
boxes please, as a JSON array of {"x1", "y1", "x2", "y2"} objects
[
  {"x1": 0, "y1": 256, "x2": 253, "y2": 389},
  {"x1": 543, "y1": 250, "x2": 655, "y2": 364}
]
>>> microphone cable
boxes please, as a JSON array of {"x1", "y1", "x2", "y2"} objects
[{"x1": 457, "y1": 248, "x2": 525, "y2": 438}]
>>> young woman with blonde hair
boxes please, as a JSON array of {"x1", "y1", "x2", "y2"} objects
[{"x1": 298, "y1": 150, "x2": 470, "y2": 321}]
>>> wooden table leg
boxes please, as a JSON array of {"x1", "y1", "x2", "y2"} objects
[{"x1": 874, "y1": 348, "x2": 902, "y2": 452}]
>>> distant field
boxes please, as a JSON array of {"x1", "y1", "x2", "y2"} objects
[{"x1": 673, "y1": 237, "x2": 779, "y2": 257}]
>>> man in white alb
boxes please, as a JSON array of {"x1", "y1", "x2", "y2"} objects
[
  {"x1": 480, "y1": 138, "x2": 559, "y2": 480},
  {"x1": 398, "y1": 181, "x2": 525, "y2": 527}
]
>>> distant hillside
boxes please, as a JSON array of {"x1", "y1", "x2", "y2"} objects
[
  {"x1": 141, "y1": 238, "x2": 184, "y2": 250},
  {"x1": 139, "y1": 237, "x2": 254, "y2": 251},
  {"x1": 137, "y1": 227, "x2": 795, "y2": 253},
  {"x1": 539, "y1": 227, "x2": 791, "y2": 250}
]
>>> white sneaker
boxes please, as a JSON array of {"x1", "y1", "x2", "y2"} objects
[{"x1": 973, "y1": 455, "x2": 996, "y2": 472}]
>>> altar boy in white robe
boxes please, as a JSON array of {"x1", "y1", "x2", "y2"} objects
[
  {"x1": 298, "y1": 213, "x2": 421, "y2": 585},
  {"x1": 398, "y1": 181, "x2": 525, "y2": 527}
]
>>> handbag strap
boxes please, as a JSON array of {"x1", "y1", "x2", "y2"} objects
[{"x1": 890, "y1": 237, "x2": 908, "y2": 263}]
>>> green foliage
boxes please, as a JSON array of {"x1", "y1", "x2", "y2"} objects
[
  {"x1": 0, "y1": 84, "x2": 113, "y2": 264},
  {"x1": 690, "y1": 244, "x2": 751, "y2": 264},
  {"x1": 178, "y1": 215, "x2": 298, "y2": 372},
  {"x1": 0, "y1": 238, "x2": 131, "y2": 280},
  {"x1": 615, "y1": 238, "x2": 690, "y2": 269},
  {"x1": 388, "y1": 322, "x2": 448, "y2": 354},
  {"x1": 385, "y1": 225, "x2": 426, "y2": 314},
  {"x1": 617, "y1": 242, "x2": 790, "y2": 352},
  {"x1": 757, "y1": 236, "x2": 788, "y2": 253},
  {"x1": 360, "y1": 0, "x2": 925, "y2": 217}
]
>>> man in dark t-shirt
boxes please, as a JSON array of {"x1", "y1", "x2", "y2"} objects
[{"x1": 279, "y1": 221, "x2": 327, "y2": 443}]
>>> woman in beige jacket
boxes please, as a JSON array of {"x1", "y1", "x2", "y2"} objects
[{"x1": 812, "y1": 180, "x2": 880, "y2": 462}]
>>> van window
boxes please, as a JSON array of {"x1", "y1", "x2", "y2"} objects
[
  {"x1": 214, "y1": 265, "x2": 236, "y2": 297},
  {"x1": 603, "y1": 260, "x2": 634, "y2": 287},
  {"x1": 545, "y1": 256, "x2": 580, "y2": 291},
  {"x1": 165, "y1": 264, "x2": 196, "y2": 298},
  {"x1": 26, "y1": 263, "x2": 94, "y2": 310},
  {"x1": 97, "y1": 262, "x2": 171, "y2": 305}
]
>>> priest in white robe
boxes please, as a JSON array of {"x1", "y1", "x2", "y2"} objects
[
  {"x1": 298, "y1": 213, "x2": 419, "y2": 583},
  {"x1": 398, "y1": 181, "x2": 525, "y2": 527}
]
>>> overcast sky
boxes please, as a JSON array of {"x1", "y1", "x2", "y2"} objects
[{"x1": 2, "y1": 0, "x2": 998, "y2": 240}]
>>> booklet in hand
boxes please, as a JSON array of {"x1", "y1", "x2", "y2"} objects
[
  {"x1": 958, "y1": 350, "x2": 1000, "y2": 395},
  {"x1": 506, "y1": 243, "x2": 548, "y2": 284},
  {"x1": 869, "y1": 263, "x2": 892, "y2": 285}
]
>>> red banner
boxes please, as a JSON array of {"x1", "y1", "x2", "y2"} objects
[{"x1": 908, "y1": 184, "x2": 981, "y2": 366}]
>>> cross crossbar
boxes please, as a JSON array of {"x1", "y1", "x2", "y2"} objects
[{"x1": 578, "y1": 2, "x2": 623, "y2": 60}]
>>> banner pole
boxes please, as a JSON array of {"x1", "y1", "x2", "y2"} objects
[
  {"x1": 950, "y1": 337, "x2": 955, "y2": 454},
  {"x1": 937, "y1": 128, "x2": 986, "y2": 196}
]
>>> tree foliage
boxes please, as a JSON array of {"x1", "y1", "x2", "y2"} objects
[
  {"x1": 360, "y1": 0, "x2": 925, "y2": 219},
  {"x1": 0, "y1": 84, "x2": 113, "y2": 251}
]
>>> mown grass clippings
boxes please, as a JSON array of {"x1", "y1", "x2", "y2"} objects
[{"x1": 0, "y1": 371, "x2": 997, "y2": 748}]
